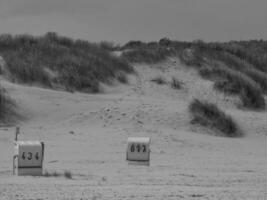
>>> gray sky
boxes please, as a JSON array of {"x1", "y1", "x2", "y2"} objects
[{"x1": 0, "y1": 0, "x2": 267, "y2": 44}]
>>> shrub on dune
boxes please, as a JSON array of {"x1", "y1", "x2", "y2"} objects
[
  {"x1": 0, "y1": 32, "x2": 133, "y2": 93},
  {"x1": 43, "y1": 170, "x2": 73, "y2": 179},
  {"x1": 189, "y1": 99, "x2": 241, "y2": 137},
  {"x1": 0, "y1": 86, "x2": 16, "y2": 124},
  {"x1": 171, "y1": 77, "x2": 183, "y2": 89},
  {"x1": 199, "y1": 66, "x2": 265, "y2": 109},
  {"x1": 121, "y1": 47, "x2": 174, "y2": 63},
  {"x1": 243, "y1": 68, "x2": 267, "y2": 94},
  {"x1": 115, "y1": 71, "x2": 128, "y2": 84}
]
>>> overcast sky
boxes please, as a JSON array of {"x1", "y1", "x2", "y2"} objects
[{"x1": 0, "y1": 0, "x2": 267, "y2": 44}]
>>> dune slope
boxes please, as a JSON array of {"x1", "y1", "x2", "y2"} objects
[{"x1": 0, "y1": 58, "x2": 267, "y2": 199}]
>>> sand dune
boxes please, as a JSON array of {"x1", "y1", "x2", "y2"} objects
[{"x1": 0, "y1": 58, "x2": 266, "y2": 199}]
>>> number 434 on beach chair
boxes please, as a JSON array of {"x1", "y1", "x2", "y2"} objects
[{"x1": 13, "y1": 127, "x2": 45, "y2": 176}]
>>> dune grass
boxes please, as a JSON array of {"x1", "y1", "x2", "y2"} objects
[
  {"x1": 0, "y1": 34, "x2": 266, "y2": 110},
  {"x1": 178, "y1": 47, "x2": 204, "y2": 67},
  {"x1": 220, "y1": 41, "x2": 267, "y2": 74},
  {"x1": 115, "y1": 71, "x2": 128, "y2": 84},
  {"x1": 43, "y1": 170, "x2": 73, "y2": 179},
  {"x1": 121, "y1": 38, "x2": 267, "y2": 110},
  {"x1": 0, "y1": 33, "x2": 133, "y2": 93},
  {"x1": 120, "y1": 38, "x2": 188, "y2": 64},
  {"x1": 0, "y1": 86, "x2": 17, "y2": 125},
  {"x1": 171, "y1": 77, "x2": 183, "y2": 89},
  {"x1": 175, "y1": 41, "x2": 267, "y2": 110},
  {"x1": 43, "y1": 170, "x2": 60, "y2": 178},
  {"x1": 205, "y1": 50, "x2": 267, "y2": 94},
  {"x1": 189, "y1": 99, "x2": 241, "y2": 137},
  {"x1": 150, "y1": 75, "x2": 167, "y2": 85},
  {"x1": 121, "y1": 47, "x2": 174, "y2": 64},
  {"x1": 199, "y1": 66, "x2": 265, "y2": 109},
  {"x1": 243, "y1": 68, "x2": 267, "y2": 93},
  {"x1": 63, "y1": 171, "x2": 73, "y2": 179}
]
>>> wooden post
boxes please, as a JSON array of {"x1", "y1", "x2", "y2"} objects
[{"x1": 15, "y1": 127, "x2": 19, "y2": 141}]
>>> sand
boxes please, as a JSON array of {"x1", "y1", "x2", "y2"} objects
[{"x1": 0, "y1": 58, "x2": 266, "y2": 199}]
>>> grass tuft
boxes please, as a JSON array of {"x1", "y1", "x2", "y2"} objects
[
  {"x1": 43, "y1": 170, "x2": 73, "y2": 179},
  {"x1": 199, "y1": 66, "x2": 265, "y2": 109},
  {"x1": 0, "y1": 32, "x2": 133, "y2": 93},
  {"x1": 121, "y1": 41, "x2": 177, "y2": 64},
  {"x1": 43, "y1": 170, "x2": 60, "y2": 177},
  {"x1": 243, "y1": 68, "x2": 267, "y2": 94},
  {"x1": 150, "y1": 76, "x2": 167, "y2": 85},
  {"x1": 171, "y1": 77, "x2": 183, "y2": 89},
  {"x1": 63, "y1": 171, "x2": 73, "y2": 179},
  {"x1": 189, "y1": 99, "x2": 241, "y2": 137},
  {"x1": 115, "y1": 71, "x2": 128, "y2": 83},
  {"x1": 0, "y1": 86, "x2": 17, "y2": 124}
]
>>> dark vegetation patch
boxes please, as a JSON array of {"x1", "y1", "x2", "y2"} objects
[
  {"x1": 150, "y1": 75, "x2": 167, "y2": 85},
  {"x1": 43, "y1": 170, "x2": 73, "y2": 179},
  {"x1": 171, "y1": 77, "x2": 183, "y2": 89},
  {"x1": 0, "y1": 86, "x2": 17, "y2": 125},
  {"x1": 63, "y1": 170, "x2": 73, "y2": 179},
  {"x1": 189, "y1": 99, "x2": 241, "y2": 137},
  {"x1": 0, "y1": 33, "x2": 266, "y2": 116},
  {"x1": 0, "y1": 32, "x2": 133, "y2": 93},
  {"x1": 121, "y1": 47, "x2": 174, "y2": 64},
  {"x1": 243, "y1": 68, "x2": 267, "y2": 93},
  {"x1": 199, "y1": 66, "x2": 265, "y2": 109},
  {"x1": 121, "y1": 38, "x2": 190, "y2": 64},
  {"x1": 121, "y1": 38, "x2": 267, "y2": 110},
  {"x1": 115, "y1": 71, "x2": 128, "y2": 84},
  {"x1": 122, "y1": 39, "x2": 266, "y2": 110}
]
